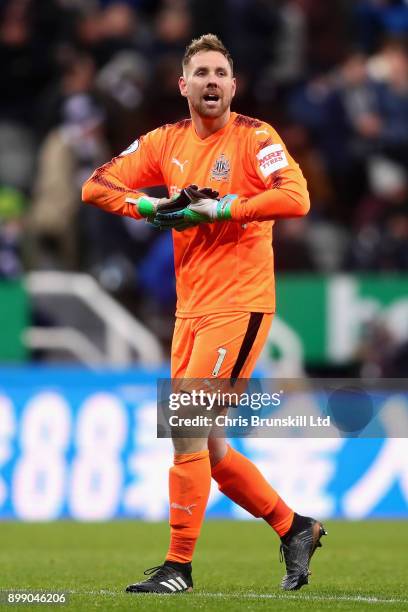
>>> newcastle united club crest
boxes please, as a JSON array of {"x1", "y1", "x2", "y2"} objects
[{"x1": 211, "y1": 153, "x2": 231, "y2": 181}]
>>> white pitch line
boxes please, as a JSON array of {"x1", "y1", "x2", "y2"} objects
[
  {"x1": 202, "y1": 593, "x2": 408, "y2": 605},
  {"x1": 68, "y1": 589, "x2": 408, "y2": 605}
]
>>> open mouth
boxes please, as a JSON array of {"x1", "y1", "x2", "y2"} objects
[{"x1": 203, "y1": 94, "x2": 220, "y2": 102}]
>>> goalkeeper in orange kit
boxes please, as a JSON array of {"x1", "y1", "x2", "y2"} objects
[{"x1": 82, "y1": 33, "x2": 326, "y2": 594}]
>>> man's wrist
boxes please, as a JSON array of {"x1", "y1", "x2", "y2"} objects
[
  {"x1": 126, "y1": 195, "x2": 160, "y2": 218},
  {"x1": 215, "y1": 194, "x2": 237, "y2": 220}
]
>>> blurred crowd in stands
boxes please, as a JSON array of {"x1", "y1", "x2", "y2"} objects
[{"x1": 1, "y1": 0, "x2": 408, "y2": 325}]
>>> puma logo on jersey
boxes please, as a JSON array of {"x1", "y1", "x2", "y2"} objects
[
  {"x1": 256, "y1": 129, "x2": 269, "y2": 136},
  {"x1": 171, "y1": 502, "x2": 197, "y2": 515},
  {"x1": 172, "y1": 158, "x2": 189, "y2": 172}
]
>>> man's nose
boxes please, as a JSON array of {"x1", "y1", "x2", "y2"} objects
[{"x1": 206, "y1": 76, "x2": 219, "y2": 87}]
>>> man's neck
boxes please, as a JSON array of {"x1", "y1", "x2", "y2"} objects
[{"x1": 191, "y1": 109, "x2": 231, "y2": 139}]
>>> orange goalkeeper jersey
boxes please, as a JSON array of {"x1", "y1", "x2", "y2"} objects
[{"x1": 82, "y1": 112, "x2": 310, "y2": 317}]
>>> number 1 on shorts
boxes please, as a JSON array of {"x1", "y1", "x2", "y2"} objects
[{"x1": 212, "y1": 347, "x2": 227, "y2": 377}]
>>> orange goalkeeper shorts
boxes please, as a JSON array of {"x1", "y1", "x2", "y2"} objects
[{"x1": 171, "y1": 312, "x2": 273, "y2": 380}]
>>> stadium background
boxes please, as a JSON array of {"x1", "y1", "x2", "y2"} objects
[{"x1": 1, "y1": 0, "x2": 408, "y2": 522}]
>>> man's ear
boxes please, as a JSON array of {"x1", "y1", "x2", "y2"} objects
[
  {"x1": 179, "y1": 76, "x2": 188, "y2": 98},
  {"x1": 231, "y1": 77, "x2": 236, "y2": 99}
]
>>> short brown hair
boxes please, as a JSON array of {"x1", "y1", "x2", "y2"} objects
[{"x1": 183, "y1": 34, "x2": 233, "y2": 73}]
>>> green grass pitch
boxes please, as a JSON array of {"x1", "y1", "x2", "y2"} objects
[{"x1": 0, "y1": 520, "x2": 407, "y2": 611}]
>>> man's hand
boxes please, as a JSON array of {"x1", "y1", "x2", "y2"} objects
[
  {"x1": 125, "y1": 189, "x2": 193, "y2": 219},
  {"x1": 154, "y1": 186, "x2": 237, "y2": 230}
]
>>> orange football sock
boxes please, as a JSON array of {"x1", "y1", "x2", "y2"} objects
[
  {"x1": 166, "y1": 449, "x2": 211, "y2": 563},
  {"x1": 211, "y1": 445, "x2": 294, "y2": 537}
]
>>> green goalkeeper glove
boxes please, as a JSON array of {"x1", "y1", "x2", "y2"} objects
[
  {"x1": 125, "y1": 189, "x2": 193, "y2": 220},
  {"x1": 154, "y1": 186, "x2": 237, "y2": 230}
]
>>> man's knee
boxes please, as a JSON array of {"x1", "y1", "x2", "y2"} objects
[
  {"x1": 172, "y1": 437, "x2": 208, "y2": 454},
  {"x1": 208, "y1": 437, "x2": 228, "y2": 467}
]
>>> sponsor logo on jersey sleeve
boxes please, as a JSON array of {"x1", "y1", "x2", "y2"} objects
[
  {"x1": 257, "y1": 143, "x2": 288, "y2": 177},
  {"x1": 119, "y1": 139, "x2": 140, "y2": 156}
]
